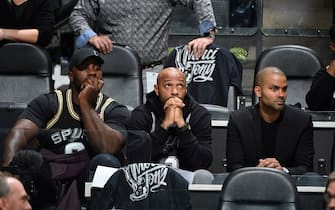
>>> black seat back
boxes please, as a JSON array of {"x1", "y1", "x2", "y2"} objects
[
  {"x1": 100, "y1": 44, "x2": 142, "y2": 109},
  {"x1": 217, "y1": 167, "x2": 298, "y2": 210},
  {"x1": 0, "y1": 43, "x2": 53, "y2": 104}
]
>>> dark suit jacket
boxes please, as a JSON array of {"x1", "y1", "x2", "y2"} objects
[{"x1": 226, "y1": 104, "x2": 314, "y2": 175}]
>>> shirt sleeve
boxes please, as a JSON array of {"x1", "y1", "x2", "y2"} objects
[
  {"x1": 171, "y1": 0, "x2": 216, "y2": 35},
  {"x1": 180, "y1": 0, "x2": 217, "y2": 35},
  {"x1": 176, "y1": 106, "x2": 213, "y2": 170},
  {"x1": 69, "y1": 0, "x2": 100, "y2": 48},
  {"x1": 35, "y1": 0, "x2": 54, "y2": 46},
  {"x1": 19, "y1": 93, "x2": 58, "y2": 128}
]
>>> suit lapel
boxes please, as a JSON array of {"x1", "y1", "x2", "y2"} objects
[{"x1": 251, "y1": 106, "x2": 262, "y2": 159}]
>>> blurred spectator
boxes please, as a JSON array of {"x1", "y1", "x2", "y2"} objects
[
  {"x1": 0, "y1": 172, "x2": 32, "y2": 210},
  {"x1": 0, "y1": 0, "x2": 54, "y2": 47},
  {"x1": 306, "y1": 24, "x2": 335, "y2": 110},
  {"x1": 69, "y1": 1, "x2": 217, "y2": 94},
  {"x1": 70, "y1": 0, "x2": 216, "y2": 63},
  {"x1": 326, "y1": 171, "x2": 335, "y2": 210}
]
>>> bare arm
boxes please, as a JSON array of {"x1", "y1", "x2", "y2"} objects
[
  {"x1": 0, "y1": 28, "x2": 38, "y2": 44},
  {"x1": 2, "y1": 119, "x2": 39, "y2": 166},
  {"x1": 78, "y1": 79, "x2": 126, "y2": 154}
]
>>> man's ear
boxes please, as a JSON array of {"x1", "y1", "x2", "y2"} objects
[
  {"x1": 0, "y1": 198, "x2": 7, "y2": 209},
  {"x1": 68, "y1": 71, "x2": 73, "y2": 82},
  {"x1": 254, "y1": 85, "x2": 262, "y2": 98},
  {"x1": 154, "y1": 84, "x2": 159, "y2": 96}
]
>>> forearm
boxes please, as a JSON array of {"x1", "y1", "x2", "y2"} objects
[
  {"x1": 80, "y1": 106, "x2": 125, "y2": 154},
  {"x1": 193, "y1": 0, "x2": 216, "y2": 35},
  {"x1": 70, "y1": 1, "x2": 98, "y2": 37},
  {"x1": 2, "y1": 120, "x2": 38, "y2": 166},
  {"x1": 0, "y1": 29, "x2": 38, "y2": 44}
]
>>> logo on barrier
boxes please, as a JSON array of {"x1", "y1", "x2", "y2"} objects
[{"x1": 123, "y1": 163, "x2": 168, "y2": 201}]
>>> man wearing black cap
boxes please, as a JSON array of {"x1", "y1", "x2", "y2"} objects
[{"x1": 1, "y1": 47, "x2": 130, "y2": 209}]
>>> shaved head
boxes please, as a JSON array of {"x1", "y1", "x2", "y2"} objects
[
  {"x1": 255, "y1": 66, "x2": 286, "y2": 87},
  {"x1": 156, "y1": 67, "x2": 186, "y2": 85},
  {"x1": 154, "y1": 67, "x2": 187, "y2": 103}
]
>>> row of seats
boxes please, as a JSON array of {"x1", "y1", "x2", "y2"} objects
[
  {"x1": 0, "y1": 42, "x2": 329, "y2": 170},
  {"x1": 0, "y1": 42, "x2": 323, "y2": 110},
  {"x1": 90, "y1": 163, "x2": 300, "y2": 210},
  {"x1": 0, "y1": 42, "x2": 142, "y2": 108}
]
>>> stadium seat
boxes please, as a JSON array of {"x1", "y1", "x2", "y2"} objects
[
  {"x1": 0, "y1": 43, "x2": 53, "y2": 104},
  {"x1": 99, "y1": 43, "x2": 142, "y2": 109},
  {"x1": 217, "y1": 167, "x2": 298, "y2": 210}
]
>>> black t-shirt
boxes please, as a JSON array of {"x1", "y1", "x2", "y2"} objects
[
  {"x1": 20, "y1": 89, "x2": 129, "y2": 156},
  {"x1": 260, "y1": 118, "x2": 279, "y2": 158}
]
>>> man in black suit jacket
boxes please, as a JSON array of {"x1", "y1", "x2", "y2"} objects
[{"x1": 227, "y1": 66, "x2": 314, "y2": 175}]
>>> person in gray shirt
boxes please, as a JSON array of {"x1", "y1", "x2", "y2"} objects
[{"x1": 69, "y1": 0, "x2": 217, "y2": 66}]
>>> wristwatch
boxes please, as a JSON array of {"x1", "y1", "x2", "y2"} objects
[
  {"x1": 178, "y1": 123, "x2": 191, "y2": 132},
  {"x1": 204, "y1": 28, "x2": 216, "y2": 39}
]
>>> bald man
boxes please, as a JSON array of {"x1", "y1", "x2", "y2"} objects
[
  {"x1": 226, "y1": 66, "x2": 314, "y2": 175},
  {"x1": 325, "y1": 171, "x2": 335, "y2": 210},
  {"x1": 0, "y1": 173, "x2": 32, "y2": 210},
  {"x1": 127, "y1": 67, "x2": 213, "y2": 171}
]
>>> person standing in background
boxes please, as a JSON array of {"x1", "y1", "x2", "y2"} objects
[
  {"x1": 69, "y1": 0, "x2": 217, "y2": 94},
  {"x1": 325, "y1": 171, "x2": 335, "y2": 210},
  {"x1": 306, "y1": 24, "x2": 335, "y2": 110}
]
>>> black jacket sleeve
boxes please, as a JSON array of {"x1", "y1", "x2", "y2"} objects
[
  {"x1": 35, "y1": 0, "x2": 55, "y2": 46},
  {"x1": 176, "y1": 106, "x2": 213, "y2": 171}
]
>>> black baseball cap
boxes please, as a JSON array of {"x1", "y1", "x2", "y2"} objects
[{"x1": 69, "y1": 47, "x2": 104, "y2": 70}]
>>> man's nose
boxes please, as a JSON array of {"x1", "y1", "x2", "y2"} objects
[
  {"x1": 278, "y1": 89, "x2": 286, "y2": 98},
  {"x1": 171, "y1": 86, "x2": 179, "y2": 95},
  {"x1": 87, "y1": 65, "x2": 97, "y2": 76}
]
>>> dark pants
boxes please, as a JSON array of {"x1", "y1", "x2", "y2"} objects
[{"x1": 34, "y1": 152, "x2": 121, "y2": 209}]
